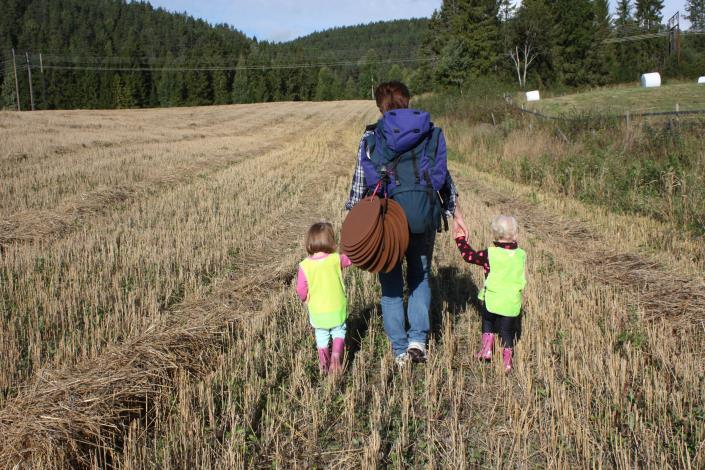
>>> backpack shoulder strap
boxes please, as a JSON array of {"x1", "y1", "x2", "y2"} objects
[
  {"x1": 362, "y1": 123, "x2": 380, "y2": 155},
  {"x1": 425, "y1": 127, "x2": 443, "y2": 164}
]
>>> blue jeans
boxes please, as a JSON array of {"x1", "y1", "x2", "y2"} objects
[
  {"x1": 378, "y1": 232, "x2": 434, "y2": 356},
  {"x1": 314, "y1": 323, "x2": 346, "y2": 349}
]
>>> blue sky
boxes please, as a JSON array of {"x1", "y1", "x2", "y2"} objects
[{"x1": 146, "y1": 0, "x2": 689, "y2": 42}]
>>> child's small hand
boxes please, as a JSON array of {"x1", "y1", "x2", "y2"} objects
[{"x1": 454, "y1": 227, "x2": 465, "y2": 239}]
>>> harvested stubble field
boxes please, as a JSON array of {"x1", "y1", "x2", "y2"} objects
[{"x1": 0, "y1": 101, "x2": 703, "y2": 468}]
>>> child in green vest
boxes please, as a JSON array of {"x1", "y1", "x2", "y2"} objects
[
  {"x1": 296, "y1": 222, "x2": 352, "y2": 374},
  {"x1": 455, "y1": 215, "x2": 526, "y2": 372}
]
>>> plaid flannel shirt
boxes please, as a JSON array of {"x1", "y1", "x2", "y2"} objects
[{"x1": 344, "y1": 129, "x2": 458, "y2": 217}]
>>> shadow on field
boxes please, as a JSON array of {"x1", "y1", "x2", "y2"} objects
[
  {"x1": 346, "y1": 304, "x2": 377, "y2": 367},
  {"x1": 430, "y1": 265, "x2": 481, "y2": 338},
  {"x1": 345, "y1": 265, "x2": 480, "y2": 367}
]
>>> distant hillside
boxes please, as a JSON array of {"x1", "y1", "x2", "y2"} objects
[
  {"x1": 288, "y1": 19, "x2": 429, "y2": 61},
  {"x1": 0, "y1": 0, "x2": 251, "y2": 109},
  {"x1": 0, "y1": 0, "x2": 431, "y2": 110}
]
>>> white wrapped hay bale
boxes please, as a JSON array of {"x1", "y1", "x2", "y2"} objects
[
  {"x1": 525, "y1": 90, "x2": 540, "y2": 102},
  {"x1": 698, "y1": 76, "x2": 705, "y2": 84},
  {"x1": 640, "y1": 72, "x2": 661, "y2": 88}
]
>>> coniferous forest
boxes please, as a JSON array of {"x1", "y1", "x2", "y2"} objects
[{"x1": 1, "y1": 0, "x2": 704, "y2": 110}]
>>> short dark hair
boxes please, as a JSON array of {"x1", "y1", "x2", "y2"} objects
[
  {"x1": 305, "y1": 222, "x2": 337, "y2": 255},
  {"x1": 374, "y1": 81, "x2": 411, "y2": 113}
]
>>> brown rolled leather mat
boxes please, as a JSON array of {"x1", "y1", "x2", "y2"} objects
[
  {"x1": 342, "y1": 197, "x2": 409, "y2": 273},
  {"x1": 378, "y1": 202, "x2": 403, "y2": 273},
  {"x1": 341, "y1": 197, "x2": 381, "y2": 250},
  {"x1": 369, "y1": 215, "x2": 395, "y2": 273},
  {"x1": 386, "y1": 199, "x2": 409, "y2": 256},
  {"x1": 347, "y1": 221, "x2": 383, "y2": 265}
]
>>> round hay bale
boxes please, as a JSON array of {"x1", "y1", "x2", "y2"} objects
[
  {"x1": 698, "y1": 76, "x2": 705, "y2": 85},
  {"x1": 640, "y1": 72, "x2": 661, "y2": 88}
]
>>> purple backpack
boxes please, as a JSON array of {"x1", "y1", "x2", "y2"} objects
[{"x1": 361, "y1": 109, "x2": 448, "y2": 234}]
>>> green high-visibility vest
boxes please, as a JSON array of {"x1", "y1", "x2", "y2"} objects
[
  {"x1": 478, "y1": 247, "x2": 526, "y2": 317},
  {"x1": 300, "y1": 253, "x2": 347, "y2": 329}
]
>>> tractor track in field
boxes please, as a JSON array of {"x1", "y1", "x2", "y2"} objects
[{"x1": 0, "y1": 111, "x2": 321, "y2": 247}]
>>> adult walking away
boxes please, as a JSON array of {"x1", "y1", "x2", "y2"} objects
[{"x1": 345, "y1": 81, "x2": 469, "y2": 366}]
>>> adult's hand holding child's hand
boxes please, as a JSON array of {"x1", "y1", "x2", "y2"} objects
[{"x1": 452, "y1": 203, "x2": 469, "y2": 239}]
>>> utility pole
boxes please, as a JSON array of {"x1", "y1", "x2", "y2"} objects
[
  {"x1": 25, "y1": 52, "x2": 35, "y2": 111},
  {"x1": 11, "y1": 48, "x2": 21, "y2": 111},
  {"x1": 40, "y1": 52, "x2": 47, "y2": 110},
  {"x1": 668, "y1": 12, "x2": 681, "y2": 63}
]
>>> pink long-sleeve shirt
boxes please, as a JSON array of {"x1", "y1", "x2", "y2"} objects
[{"x1": 296, "y1": 253, "x2": 352, "y2": 301}]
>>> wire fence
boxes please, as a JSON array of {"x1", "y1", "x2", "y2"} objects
[{"x1": 504, "y1": 95, "x2": 705, "y2": 122}]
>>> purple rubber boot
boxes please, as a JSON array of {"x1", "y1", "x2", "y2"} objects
[
  {"x1": 503, "y1": 348, "x2": 513, "y2": 373},
  {"x1": 475, "y1": 333, "x2": 494, "y2": 361},
  {"x1": 330, "y1": 338, "x2": 345, "y2": 373},
  {"x1": 317, "y1": 348, "x2": 330, "y2": 374}
]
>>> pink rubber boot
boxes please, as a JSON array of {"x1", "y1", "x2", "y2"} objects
[
  {"x1": 317, "y1": 348, "x2": 330, "y2": 374},
  {"x1": 475, "y1": 333, "x2": 494, "y2": 361},
  {"x1": 330, "y1": 338, "x2": 345, "y2": 373},
  {"x1": 502, "y1": 348, "x2": 513, "y2": 373}
]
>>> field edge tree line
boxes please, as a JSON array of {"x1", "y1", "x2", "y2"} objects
[{"x1": 1, "y1": 0, "x2": 705, "y2": 110}]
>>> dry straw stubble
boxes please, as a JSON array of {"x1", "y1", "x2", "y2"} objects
[{"x1": 1, "y1": 100, "x2": 703, "y2": 468}]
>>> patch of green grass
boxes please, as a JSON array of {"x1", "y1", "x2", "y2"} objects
[{"x1": 525, "y1": 83, "x2": 705, "y2": 116}]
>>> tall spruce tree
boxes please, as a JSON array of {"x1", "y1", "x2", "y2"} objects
[
  {"x1": 499, "y1": 0, "x2": 515, "y2": 22},
  {"x1": 633, "y1": 0, "x2": 665, "y2": 73},
  {"x1": 387, "y1": 64, "x2": 405, "y2": 82},
  {"x1": 615, "y1": 0, "x2": 634, "y2": 32},
  {"x1": 344, "y1": 77, "x2": 357, "y2": 99},
  {"x1": 315, "y1": 66, "x2": 341, "y2": 101},
  {"x1": 212, "y1": 70, "x2": 231, "y2": 105},
  {"x1": 591, "y1": 0, "x2": 614, "y2": 84},
  {"x1": 613, "y1": 0, "x2": 641, "y2": 81},
  {"x1": 431, "y1": 0, "x2": 502, "y2": 88},
  {"x1": 549, "y1": 0, "x2": 600, "y2": 86},
  {"x1": 635, "y1": 0, "x2": 664, "y2": 31},
  {"x1": 686, "y1": 0, "x2": 705, "y2": 29},
  {"x1": 231, "y1": 56, "x2": 251, "y2": 104}
]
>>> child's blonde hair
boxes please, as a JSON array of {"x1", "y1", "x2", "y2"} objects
[
  {"x1": 491, "y1": 215, "x2": 519, "y2": 241},
  {"x1": 305, "y1": 222, "x2": 337, "y2": 255}
]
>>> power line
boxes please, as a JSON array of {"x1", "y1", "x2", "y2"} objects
[
  {"x1": 605, "y1": 28, "x2": 705, "y2": 44},
  {"x1": 36, "y1": 57, "x2": 435, "y2": 72},
  {"x1": 34, "y1": 50, "x2": 423, "y2": 66},
  {"x1": 14, "y1": 42, "x2": 425, "y2": 64},
  {"x1": 604, "y1": 31, "x2": 669, "y2": 43}
]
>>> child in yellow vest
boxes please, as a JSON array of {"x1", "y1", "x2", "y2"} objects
[
  {"x1": 296, "y1": 222, "x2": 352, "y2": 374},
  {"x1": 455, "y1": 215, "x2": 526, "y2": 372}
]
